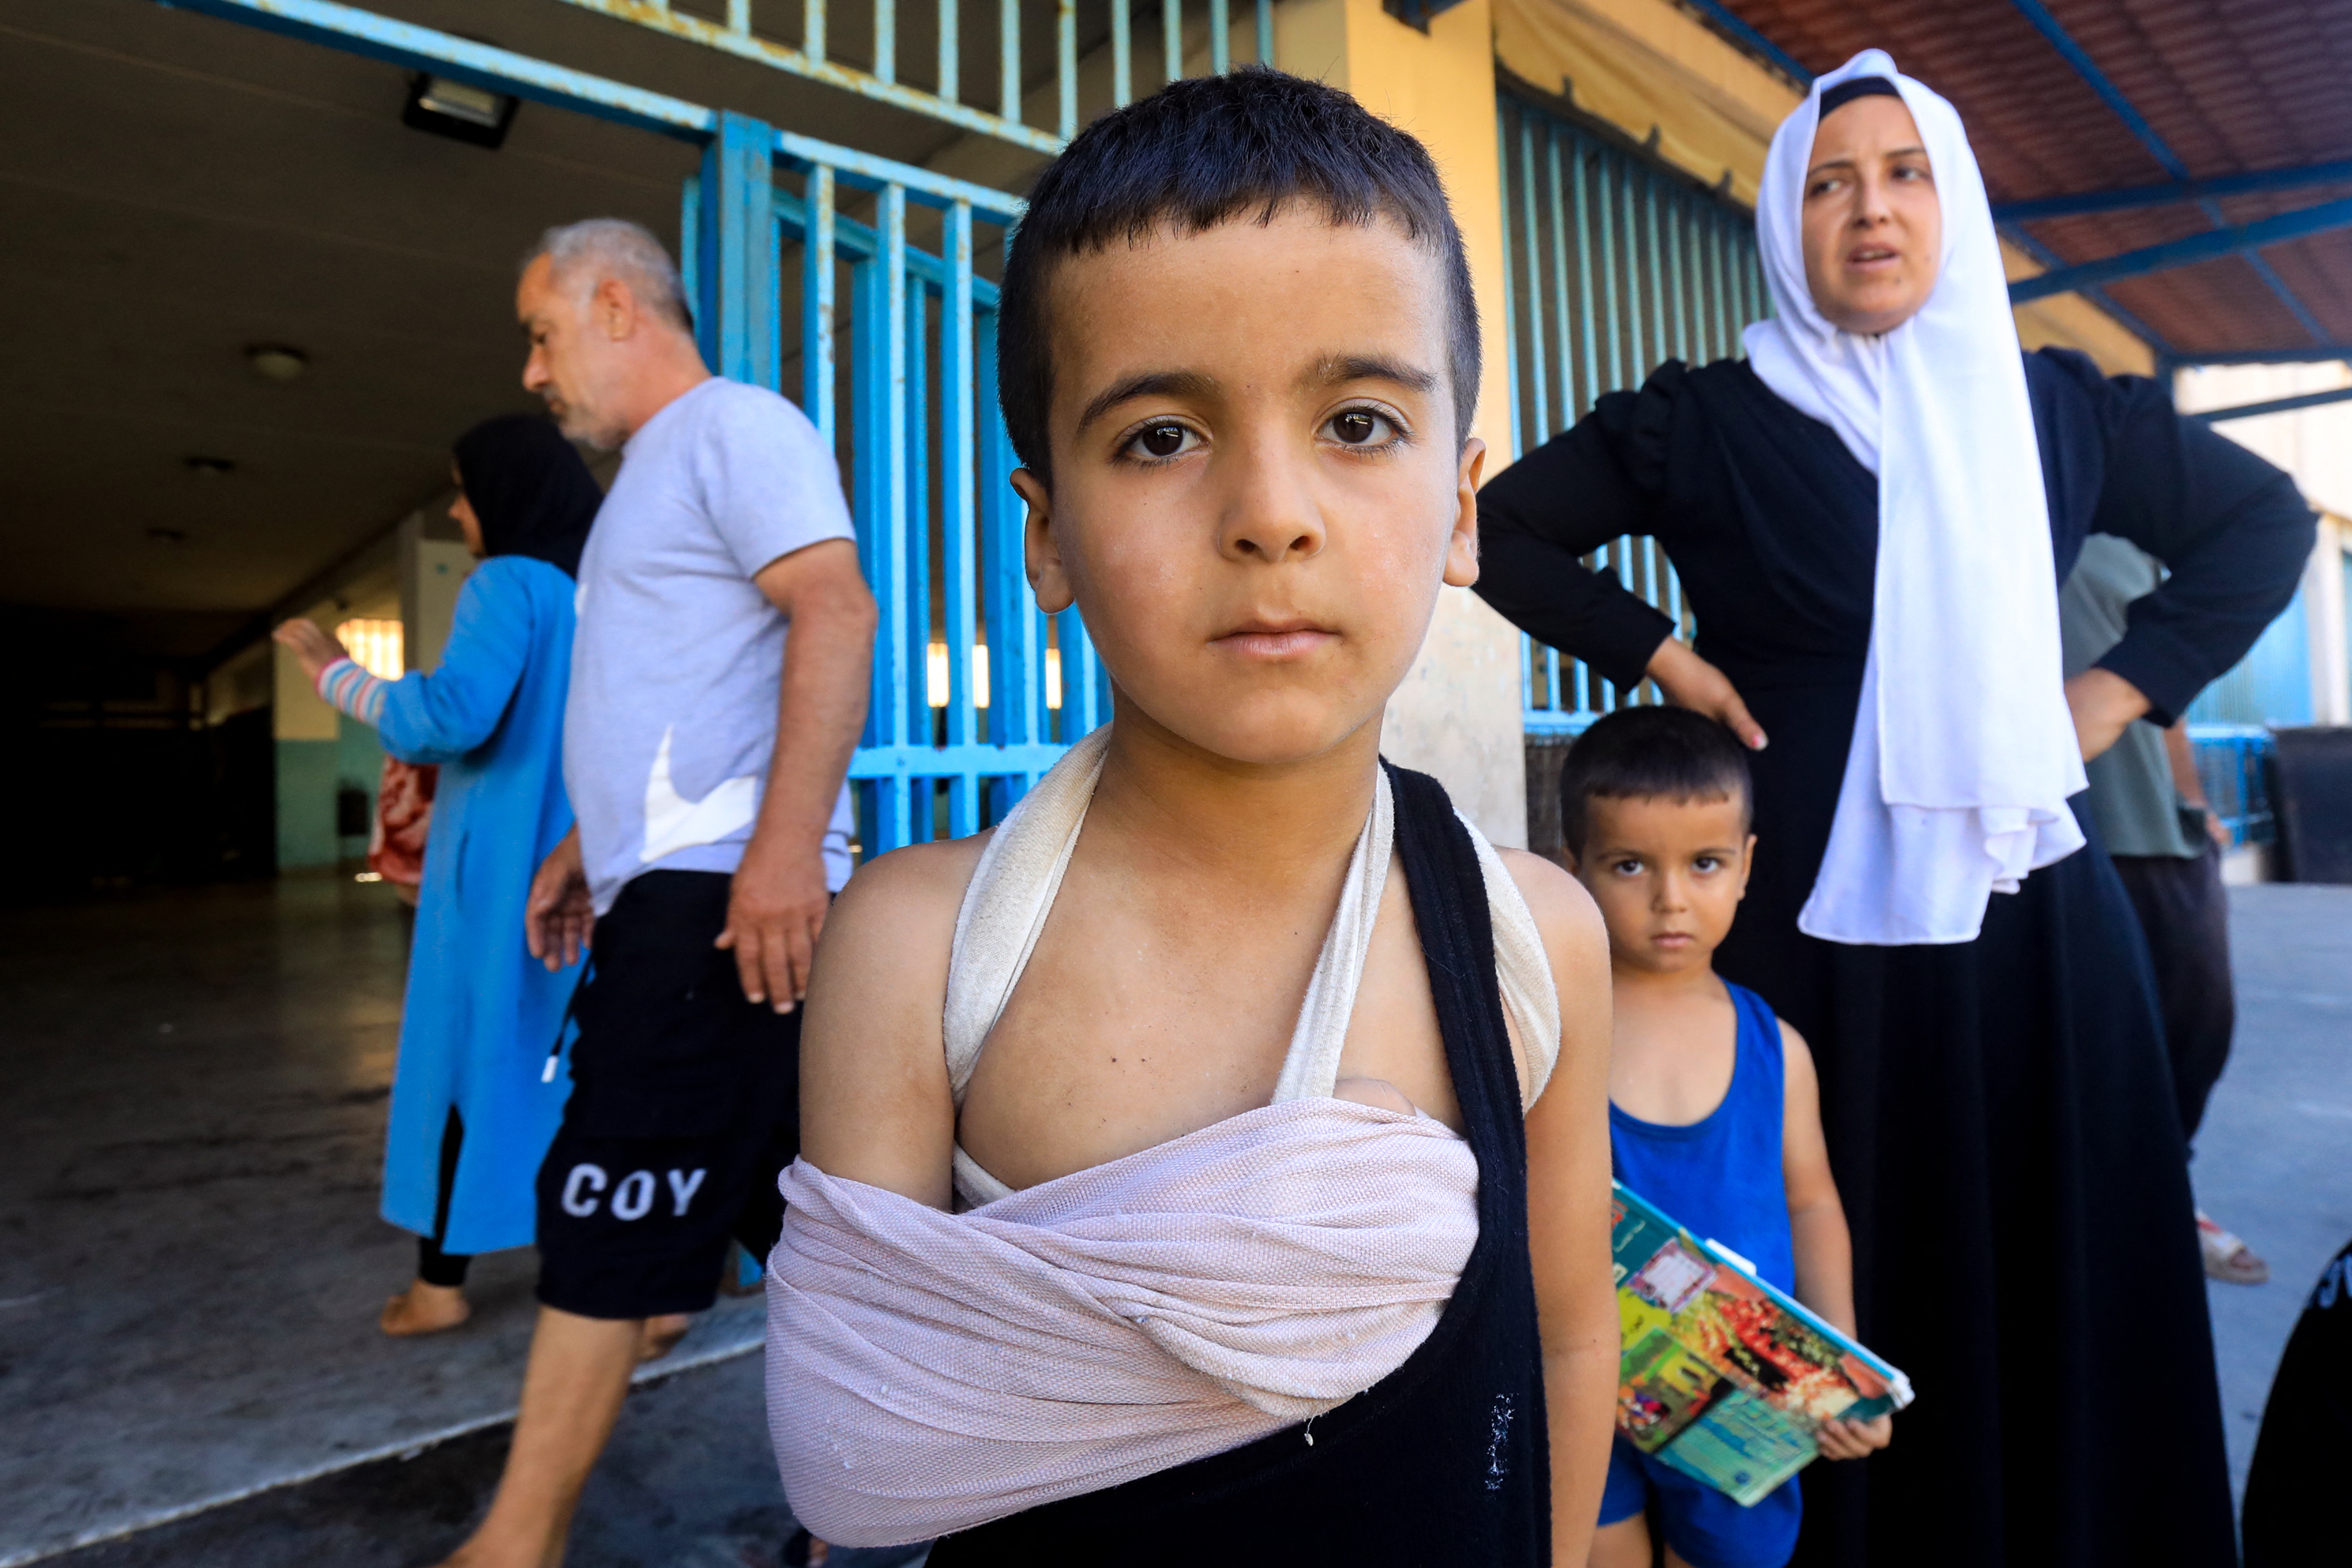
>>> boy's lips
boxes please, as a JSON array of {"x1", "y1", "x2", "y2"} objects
[{"x1": 1213, "y1": 619, "x2": 1336, "y2": 659}]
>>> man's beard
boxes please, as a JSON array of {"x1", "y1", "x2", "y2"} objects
[{"x1": 546, "y1": 392, "x2": 624, "y2": 453}]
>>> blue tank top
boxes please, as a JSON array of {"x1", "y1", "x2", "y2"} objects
[{"x1": 1609, "y1": 981, "x2": 1796, "y2": 1295}]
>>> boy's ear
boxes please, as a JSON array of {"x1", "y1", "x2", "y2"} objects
[
  {"x1": 1442, "y1": 436, "x2": 1486, "y2": 589},
  {"x1": 1734, "y1": 832, "x2": 1758, "y2": 900},
  {"x1": 1012, "y1": 468, "x2": 1075, "y2": 614}
]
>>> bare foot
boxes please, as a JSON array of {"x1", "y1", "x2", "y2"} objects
[
  {"x1": 638, "y1": 1312, "x2": 691, "y2": 1363},
  {"x1": 381, "y1": 1280, "x2": 471, "y2": 1337}
]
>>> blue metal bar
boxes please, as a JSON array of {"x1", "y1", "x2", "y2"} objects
[
  {"x1": 1998, "y1": 220, "x2": 2173, "y2": 352},
  {"x1": 1255, "y1": 0, "x2": 1272, "y2": 64},
  {"x1": 1209, "y1": 0, "x2": 1229, "y2": 74},
  {"x1": 938, "y1": 0, "x2": 959, "y2": 103},
  {"x1": 882, "y1": 184, "x2": 913, "y2": 761},
  {"x1": 774, "y1": 129, "x2": 1025, "y2": 219},
  {"x1": 1112, "y1": 0, "x2": 1133, "y2": 106},
  {"x1": 1164, "y1": 0, "x2": 1182, "y2": 85},
  {"x1": 1496, "y1": 106, "x2": 1522, "y2": 457},
  {"x1": 850, "y1": 741, "x2": 1072, "y2": 776},
  {"x1": 2190, "y1": 384, "x2": 2352, "y2": 424},
  {"x1": 1001, "y1": 0, "x2": 1022, "y2": 124},
  {"x1": 943, "y1": 202, "x2": 982, "y2": 836},
  {"x1": 802, "y1": 167, "x2": 837, "y2": 446},
  {"x1": 1993, "y1": 160, "x2": 2352, "y2": 222},
  {"x1": 978, "y1": 308, "x2": 1039, "y2": 756},
  {"x1": 2009, "y1": 194, "x2": 2352, "y2": 303},
  {"x1": 159, "y1": 0, "x2": 716, "y2": 139},
  {"x1": 1544, "y1": 126, "x2": 1574, "y2": 433},
  {"x1": 1058, "y1": 0, "x2": 1079, "y2": 139},
  {"x1": 697, "y1": 111, "x2": 779, "y2": 388},
  {"x1": 874, "y1": 0, "x2": 895, "y2": 83},
  {"x1": 1571, "y1": 128, "x2": 1597, "y2": 416},
  {"x1": 903, "y1": 275, "x2": 933, "y2": 754},
  {"x1": 1517, "y1": 115, "x2": 1547, "y2": 445},
  {"x1": 679, "y1": 173, "x2": 701, "y2": 317},
  {"x1": 806, "y1": 0, "x2": 827, "y2": 67}
]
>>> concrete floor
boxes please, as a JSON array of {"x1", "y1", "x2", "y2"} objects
[
  {"x1": 1, "y1": 873, "x2": 2345, "y2": 1561},
  {"x1": 2188, "y1": 883, "x2": 2352, "y2": 1498},
  {"x1": 0, "y1": 875, "x2": 770, "y2": 1566}
]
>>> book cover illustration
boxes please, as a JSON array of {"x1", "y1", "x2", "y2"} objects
[{"x1": 1612, "y1": 1181, "x2": 1915, "y2": 1506}]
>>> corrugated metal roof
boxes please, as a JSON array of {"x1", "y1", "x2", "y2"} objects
[{"x1": 1706, "y1": 0, "x2": 2352, "y2": 361}]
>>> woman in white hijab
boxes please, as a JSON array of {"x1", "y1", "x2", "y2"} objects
[{"x1": 1475, "y1": 50, "x2": 2310, "y2": 1568}]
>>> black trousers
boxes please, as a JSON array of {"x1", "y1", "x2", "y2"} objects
[{"x1": 2109, "y1": 842, "x2": 2236, "y2": 1144}]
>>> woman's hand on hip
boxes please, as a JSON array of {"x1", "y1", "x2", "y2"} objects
[
  {"x1": 2064, "y1": 668, "x2": 2151, "y2": 763},
  {"x1": 1646, "y1": 638, "x2": 1768, "y2": 750}
]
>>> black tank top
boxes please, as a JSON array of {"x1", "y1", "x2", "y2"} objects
[{"x1": 925, "y1": 763, "x2": 1552, "y2": 1567}]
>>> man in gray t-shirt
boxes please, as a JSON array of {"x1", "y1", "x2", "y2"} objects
[
  {"x1": 2060, "y1": 533, "x2": 2266, "y2": 1287},
  {"x1": 440, "y1": 218, "x2": 876, "y2": 1568}
]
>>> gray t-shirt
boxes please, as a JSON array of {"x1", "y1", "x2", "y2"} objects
[
  {"x1": 566, "y1": 377, "x2": 858, "y2": 914},
  {"x1": 2059, "y1": 533, "x2": 2199, "y2": 859}
]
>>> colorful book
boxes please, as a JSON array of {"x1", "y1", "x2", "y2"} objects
[{"x1": 1611, "y1": 1181, "x2": 1914, "y2": 1506}]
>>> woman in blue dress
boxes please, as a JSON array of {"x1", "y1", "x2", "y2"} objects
[{"x1": 277, "y1": 414, "x2": 597, "y2": 1336}]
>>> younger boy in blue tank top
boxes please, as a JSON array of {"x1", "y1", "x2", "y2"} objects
[{"x1": 1560, "y1": 707, "x2": 1892, "y2": 1568}]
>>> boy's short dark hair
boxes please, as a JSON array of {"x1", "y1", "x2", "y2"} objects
[
  {"x1": 1560, "y1": 705, "x2": 1753, "y2": 856},
  {"x1": 996, "y1": 67, "x2": 1479, "y2": 484}
]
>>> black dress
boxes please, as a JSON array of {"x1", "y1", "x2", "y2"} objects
[
  {"x1": 927, "y1": 765, "x2": 1553, "y2": 1567},
  {"x1": 1475, "y1": 349, "x2": 2312, "y2": 1568}
]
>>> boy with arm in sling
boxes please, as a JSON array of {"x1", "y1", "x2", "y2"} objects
[{"x1": 770, "y1": 71, "x2": 1619, "y2": 1564}]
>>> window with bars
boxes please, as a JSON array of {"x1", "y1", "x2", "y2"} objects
[{"x1": 1496, "y1": 91, "x2": 1767, "y2": 740}]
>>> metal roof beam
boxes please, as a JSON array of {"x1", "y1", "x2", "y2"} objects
[
  {"x1": 1673, "y1": 0, "x2": 1813, "y2": 86},
  {"x1": 2169, "y1": 346, "x2": 2352, "y2": 366},
  {"x1": 2189, "y1": 385, "x2": 2352, "y2": 424},
  {"x1": 1994, "y1": 161, "x2": 2352, "y2": 222},
  {"x1": 2009, "y1": 194, "x2": 2352, "y2": 302},
  {"x1": 2005, "y1": 0, "x2": 2328, "y2": 342}
]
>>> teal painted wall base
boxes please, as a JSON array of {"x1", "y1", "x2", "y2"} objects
[
  {"x1": 275, "y1": 738, "x2": 339, "y2": 870},
  {"x1": 275, "y1": 718, "x2": 387, "y2": 871}
]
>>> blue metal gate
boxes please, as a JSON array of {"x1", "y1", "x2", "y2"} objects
[
  {"x1": 683, "y1": 114, "x2": 1106, "y2": 857},
  {"x1": 1496, "y1": 91, "x2": 1767, "y2": 738},
  {"x1": 172, "y1": 0, "x2": 1129, "y2": 859}
]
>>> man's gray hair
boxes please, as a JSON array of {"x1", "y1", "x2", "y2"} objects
[{"x1": 523, "y1": 218, "x2": 694, "y2": 335}]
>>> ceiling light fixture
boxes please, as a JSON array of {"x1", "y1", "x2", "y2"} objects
[
  {"x1": 247, "y1": 344, "x2": 309, "y2": 383},
  {"x1": 403, "y1": 72, "x2": 518, "y2": 149}
]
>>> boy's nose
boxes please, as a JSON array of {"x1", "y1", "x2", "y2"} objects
[{"x1": 1217, "y1": 449, "x2": 1326, "y2": 564}]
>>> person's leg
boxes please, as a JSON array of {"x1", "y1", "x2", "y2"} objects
[
  {"x1": 385, "y1": 1108, "x2": 473, "y2": 1336},
  {"x1": 2111, "y1": 848, "x2": 2263, "y2": 1282},
  {"x1": 433, "y1": 1306, "x2": 643, "y2": 1568}
]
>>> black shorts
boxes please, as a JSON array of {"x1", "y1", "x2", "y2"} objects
[{"x1": 536, "y1": 869, "x2": 801, "y2": 1320}]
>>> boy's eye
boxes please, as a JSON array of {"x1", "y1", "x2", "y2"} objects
[
  {"x1": 1128, "y1": 423, "x2": 1196, "y2": 460},
  {"x1": 1693, "y1": 855, "x2": 1721, "y2": 872},
  {"x1": 1611, "y1": 858, "x2": 1642, "y2": 876},
  {"x1": 1325, "y1": 408, "x2": 1398, "y2": 447}
]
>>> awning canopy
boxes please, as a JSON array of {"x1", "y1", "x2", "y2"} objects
[{"x1": 1693, "y1": 0, "x2": 2352, "y2": 369}]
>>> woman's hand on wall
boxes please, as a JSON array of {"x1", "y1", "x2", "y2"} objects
[
  {"x1": 272, "y1": 618, "x2": 346, "y2": 683},
  {"x1": 1645, "y1": 638, "x2": 1769, "y2": 750},
  {"x1": 2064, "y1": 668, "x2": 2151, "y2": 763}
]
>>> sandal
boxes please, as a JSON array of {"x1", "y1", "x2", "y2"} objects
[{"x1": 2197, "y1": 1210, "x2": 2269, "y2": 1285}]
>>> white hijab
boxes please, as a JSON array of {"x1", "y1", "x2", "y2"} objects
[{"x1": 1746, "y1": 49, "x2": 2085, "y2": 946}]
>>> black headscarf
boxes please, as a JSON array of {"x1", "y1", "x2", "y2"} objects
[{"x1": 451, "y1": 414, "x2": 602, "y2": 578}]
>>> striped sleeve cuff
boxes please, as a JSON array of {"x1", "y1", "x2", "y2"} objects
[{"x1": 316, "y1": 656, "x2": 388, "y2": 727}]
